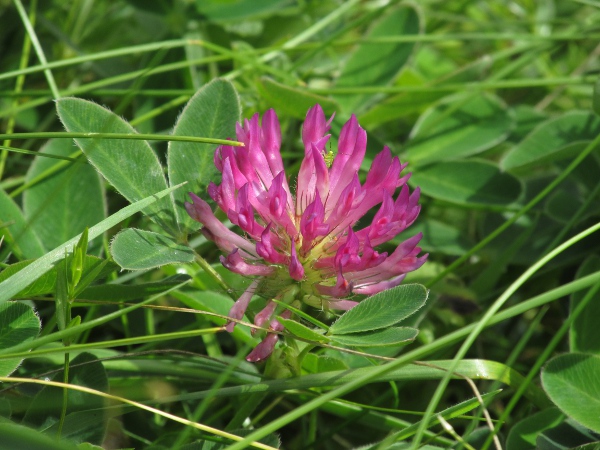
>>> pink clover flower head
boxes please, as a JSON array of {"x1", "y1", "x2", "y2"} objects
[{"x1": 186, "y1": 105, "x2": 427, "y2": 362}]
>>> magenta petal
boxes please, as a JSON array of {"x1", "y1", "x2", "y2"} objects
[
  {"x1": 334, "y1": 228, "x2": 361, "y2": 269},
  {"x1": 268, "y1": 172, "x2": 289, "y2": 218},
  {"x1": 256, "y1": 224, "x2": 287, "y2": 264},
  {"x1": 296, "y1": 145, "x2": 318, "y2": 214},
  {"x1": 227, "y1": 184, "x2": 264, "y2": 239},
  {"x1": 311, "y1": 143, "x2": 330, "y2": 204},
  {"x1": 220, "y1": 249, "x2": 274, "y2": 276},
  {"x1": 302, "y1": 104, "x2": 327, "y2": 150},
  {"x1": 226, "y1": 280, "x2": 259, "y2": 332},
  {"x1": 246, "y1": 333, "x2": 279, "y2": 362},
  {"x1": 221, "y1": 159, "x2": 238, "y2": 207},
  {"x1": 254, "y1": 300, "x2": 277, "y2": 329},
  {"x1": 300, "y1": 194, "x2": 329, "y2": 252},
  {"x1": 316, "y1": 269, "x2": 353, "y2": 297},
  {"x1": 261, "y1": 109, "x2": 284, "y2": 176},
  {"x1": 327, "y1": 122, "x2": 367, "y2": 210},
  {"x1": 289, "y1": 240, "x2": 305, "y2": 281},
  {"x1": 271, "y1": 308, "x2": 292, "y2": 332},
  {"x1": 324, "y1": 299, "x2": 359, "y2": 311},
  {"x1": 185, "y1": 193, "x2": 257, "y2": 255},
  {"x1": 326, "y1": 174, "x2": 364, "y2": 236},
  {"x1": 353, "y1": 274, "x2": 406, "y2": 295}
]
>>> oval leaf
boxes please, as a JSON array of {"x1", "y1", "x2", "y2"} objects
[
  {"x1": 56, "y1": 97, "x2": 177, "y2": 234},
  {"x1": 23, "y1": 139, "x2": 106, "y2": 255},
  {"x1": 501, "y1": 111, "x2": 600, "y2": 171},
  {"x1": 0, "y1": 188, "x2": 45, "y2": 260},
  {"x1": 277, "y1": 316, "x2": 329, "y2": 343},
  {"x1": 541, "y1": 353, "x2": 600, "y2": 434},
  {"x1": 0, "y1": 302, "x2": 40, "y2": 376},
  {"x1": 411, "y1": 159, "x2": 522, "y2": 206},
  {"x1": 329, "y1": 284, "x2": 428, "y2": 335},
  {"x1": 405, "y1": 93, "x2": 513, "y2": 166},
  {"x1": 335, "y1": 5, "x2": 420, "y2": 112},
  {"x1": 506, "y1": 408, "x2": 565, "y2": 450},
  {"x1": 167, "y1": 79, "x2": 240, "y2": 233},
  {"x1": 110, "y1": 228, "x2": 194, "y2": 270},
  {"x1": 330, "y1": 327, "x2": 418, "y2": 347}
]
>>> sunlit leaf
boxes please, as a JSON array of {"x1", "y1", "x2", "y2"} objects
[
  {"x1": 56, "y1": 98, "x2": 178, "y2": 234},
  {"x1": 330, "y1": 284, "x2": 428, "y2": 335},
  {"x1": 167, "y1": 79, "x2": 240, "y2": 233},
  {"x1": 110, "y1": 228, "x2": 194, "y2": 270}
]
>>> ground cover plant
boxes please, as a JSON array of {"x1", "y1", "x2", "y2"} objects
[{"x1": 1, "y1": 0, "x2": 600, "y2": 448}]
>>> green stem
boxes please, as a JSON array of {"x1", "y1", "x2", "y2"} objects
[
  {"x1": 308, "y1": 75, "x2": 596, "y2": 94},
  {"x1": 0, "y1": 0, "x2": 35, "y2": 180},
  {"x1": 0, "y1": 327, "x2": 222, "y2": 360},
  {"x1": 57, "y1": 352, "x2": 69, "y2": 438},
  {"x1": 0, "y1": 132, "x2": 243, "y2": 147},
  {"x1": 0, "y1": 39, "x2": 191, "y2": 82},
  {"x1": 13, "y1": 0, "x2": 60, "y2": 99},
  {"x1": 193, "y1": 251, "x2": 234, "y2": 299}
]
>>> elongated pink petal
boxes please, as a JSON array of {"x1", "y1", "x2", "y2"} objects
[
  {"x1": 246, "y1": 333, "x2": 279, "y2": 362},
  {"x1": 302, "y1": 104, "x2": 332, "y2": 151},
  {"x1": 186, "y1": 193, "x2": 256, "y2": 255},
  {"x1": 324, "y1": 299, "x2": 358, "y2": 311},
  {"x1": 300, "y1": 194, "x2": 329, "y2": 254},
  {"x1": 220, "y1": 249, "x2": 274, "y2": 276},
  {"x1": 289, "y1": 240, "x2": 305, "y2": 281},
  {"x1": 226, "y1": 280, "x2": 259, "y2": 332},
  {"x1": 227, "y1": 184, "x2": 264, "y2": 239},
  {"x1": 261, "y1": 109, "x2": 284, "y2": 177},
  {"x1": 328, "y1": 116, "x2": 367, "y2": 206},
  {"x1": 256, "y1": 224, "x2": 288, "y2": 264},
  {"x1": 316, "y1": 268, "x2": 353, "y2": 297},
  {"x1": 325, "y1": 174, "x2": 365, "y2": 236},
  {"x1": 353, "y1": 274, "x2": 406, "y2": 295},
  {"x1": 254, "y1": 300, "x2": 277, "y2": 330},
  {"x1": 271, "y1": 309, "x2": 291, "y2": 332},
  {"x1": 296, "y1": 143, "x2": 330, "y2": 214}
]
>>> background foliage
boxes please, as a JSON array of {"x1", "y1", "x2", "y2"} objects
[{"x1": 1, "y1": 0, "x2": 600, "y2": 448}]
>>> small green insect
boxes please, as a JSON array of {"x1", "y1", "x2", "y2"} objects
[{"x1": 324, "y1": 149, "x2": 335, "y2": 168}]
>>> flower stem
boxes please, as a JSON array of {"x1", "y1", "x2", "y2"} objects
[{"x1": 193, "y1": 250, "x2": 234, "y2": 299}]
